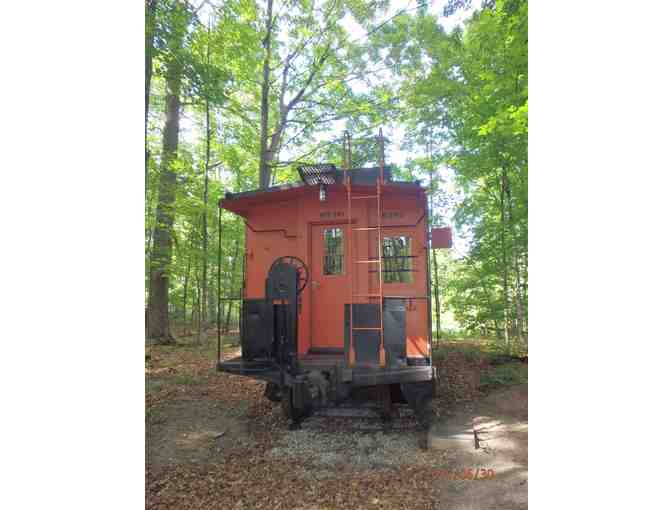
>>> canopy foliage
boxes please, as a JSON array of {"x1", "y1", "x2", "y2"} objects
[{"x1": 145, "y1": 0, "x2": 528, "y2": 352}]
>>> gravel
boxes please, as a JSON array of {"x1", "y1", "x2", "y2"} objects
[{"x1": 267, "y1": 413, "x2": 460, "y2": 479}]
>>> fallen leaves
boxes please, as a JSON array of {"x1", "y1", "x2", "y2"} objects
[
  {"x1": 148, "y1": 460, "x2": 441, "y2": 510},
  {"x1": 146, "y1": 340, "x2": 509, "y2": 509}
]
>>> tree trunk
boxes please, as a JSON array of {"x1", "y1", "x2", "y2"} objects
[
  {"x1": 224, "y1": 240, "x2": 240, "y2": 333},
  {"x1": 145, "y1": 0, "x2": 156, "y2": 189},
  {"x1": 510, "y1": 242, "x2": 524, "y2": 350},
  {"x1": 509, "y1": 69, "x2": 527, "y2": 350},
  {"x1": 510, "y1": 213, "x2": 526, "y2": 350},
  {"x1": 503, "y1": 169, "x2": 526, "y2": 351},
  {"x1": 193, "y1": 277, "x2": 201, "y2": 334},
  {"x1": 182, "y1": 248, "x2": 192, "y2": 337},
  {"x1": 208, "y1": 272, "x2": 217, "y2": 325},
  {"x1": 145, "y1": 226, "x2": 153, "y2": 329},
  {"x1": 200, "y1": 29, "x2": 211, "y2": 343},
  {"x1": 519, "y1": 252, "x2": 528, "y2": 339},
  {"x1": 147, "y1": 54, "x2": 181, "y2": 345},
  {"x1": 513, "y1": 258, "x2": 526, "y2": 350},
  {"x1": 145, "y1": 0, "x2": 157, "y2": 338},
  {"x1": 499, "y1": 170, "x2": 510, "y2": 352},
  {"x1": 258, "y1": 0, "x2": 274, "y2": 189},
  {"x1": 224, "y1": 299, "x2": 233, "y2": 335}
]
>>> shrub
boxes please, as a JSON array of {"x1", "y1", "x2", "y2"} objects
[{"x1": 480, "y1": 363, "x2": 528, "y2": 389}]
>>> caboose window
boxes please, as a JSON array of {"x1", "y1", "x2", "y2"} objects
[
  {"x1": 323, "y1": 228, "x2": 344, "y2": 275},
  {"x1": 383, "y1": 236, "x2": 412, "y2": 283}
]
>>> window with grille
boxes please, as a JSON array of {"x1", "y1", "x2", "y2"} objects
[
  {"x1": 383, "y1": 236, "x2": 412, "y2": 283},
  {"x1": 323, "y1": 228, "x2": 344, "y2": 275}
]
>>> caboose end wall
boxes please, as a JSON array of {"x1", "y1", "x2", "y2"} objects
[{"x1": 231, "y1": 183, "x2": 430, "y2": 365}]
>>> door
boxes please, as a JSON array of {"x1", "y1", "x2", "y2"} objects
[{"x1": 310, "y1": 225, "x2": 348, "y2": 351}]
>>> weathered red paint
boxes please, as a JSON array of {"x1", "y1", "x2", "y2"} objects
[
  {"x1": 220, "y1": 182, "x2": 430, "y2": 361},
  {"x1": 431, "y1": 226, "x2": 453, "y2": 249}
]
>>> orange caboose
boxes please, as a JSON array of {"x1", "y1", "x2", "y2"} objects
[{"x1": 216, "y1": 141, "x2": 449, "y2": 430}]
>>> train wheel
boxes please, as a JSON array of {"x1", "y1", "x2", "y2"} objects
[
  {"x1": 400, "y1": 381, "x2": 435, "y2": 430},
  {"x1": 378, "y1": 384, "x2": 393, "y2": 422},
  {"x1": 281, "y1": 387, "x2": 307, "y2": 429},
  {"x1": 264, "y1": 382, "x2": 283, "y2": 403},
  {"x1": 414, "y1": 398, "x2": 434, "y2": 430}
]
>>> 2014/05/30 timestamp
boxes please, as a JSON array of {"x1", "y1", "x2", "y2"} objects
[{"x1": 431, "y1": 468, "x2": 496, "y2": 480}]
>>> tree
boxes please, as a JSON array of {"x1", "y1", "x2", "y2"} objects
[
  {"x1": 147, "y1": 0, "x2": 191, "y2": 344},
  {"x1": 255, "y1": 0, "x2": 389, "y2": 188},
  {"x1": 146, "y1": 0, "x2": 258, "y2": 342},
  {"x1": 146, "y1": 0, "x2": 157, "y2": 188},
  {"x1": 371, "y1": 0, "x2": 528, "y2": 349},
  {"x1": 143, "y1": 0, "x2": 528, "y2": 352}
]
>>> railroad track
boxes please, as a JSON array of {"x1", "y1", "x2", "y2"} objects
[{"x1": 302, "y1": 404, "x2": 424, "y2": 433}]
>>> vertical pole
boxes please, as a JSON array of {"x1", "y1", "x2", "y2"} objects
[
  {"x1": 345, "y1": 131, "x2": 356, "y2": 367},
  {"x1": 425, "y1": 195, "x2": 434, "y2": 363},
  {"x1": 428, "y1": 138, "x2": 441, "y2": 342},
  {"x1": 377, "y1": 128, "x2": 385, "y2": 368},
  {"x1": 217, "y1": 205, "x2": 222, "y2": 363}
]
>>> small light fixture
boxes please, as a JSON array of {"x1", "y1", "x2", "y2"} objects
[{"x1": 319, "y1": 183, "x2": 327, "y2": 202}]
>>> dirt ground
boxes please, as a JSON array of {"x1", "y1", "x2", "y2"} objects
[
  {"x1": 146, "y1": 339, "x2": 528, "y2": 509},
  {"x1": 430, "y1": 386, "x2": 528, "y2": 510}
]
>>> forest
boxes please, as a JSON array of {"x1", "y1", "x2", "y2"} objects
[{"x1": 145, "y1": 0, "x2": 528, "y2": 354}]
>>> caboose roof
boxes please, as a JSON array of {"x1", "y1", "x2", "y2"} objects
[{"x1": 219, "y1": 166, "x2": 424, "y2": 215}]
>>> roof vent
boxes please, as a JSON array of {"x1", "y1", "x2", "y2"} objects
[{"x1": 297, "y1": 164, "x2": 342, "y2": 186}]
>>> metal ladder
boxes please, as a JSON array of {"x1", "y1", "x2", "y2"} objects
[{"x1": 345, "y1": 128, "x2": 387, "y2": 368}]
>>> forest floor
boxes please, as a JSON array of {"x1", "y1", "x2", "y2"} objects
[{"x1": 146, "y1": 334, "x2": 527, "y2": 510}]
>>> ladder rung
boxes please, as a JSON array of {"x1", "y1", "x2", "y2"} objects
[
  {"x1": 352, "y1": 327, "x2": 383, "y2": 331},
  {"x1": 350, "y1": 195, "x2": 378, "y2": 200},
  {"x1": 384, "y1": 295, "x2": 430, "y2": 299},
  {"x1": 353, "y1": 227, "x2": 380, "y2": 231},
  {"x1": 355, "y1": 259, "x2": 381, "y2": 264}
]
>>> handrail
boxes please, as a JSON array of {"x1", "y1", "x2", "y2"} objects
[{"x1": 376, "y1": 127, "x2": 386, "y2": 368}]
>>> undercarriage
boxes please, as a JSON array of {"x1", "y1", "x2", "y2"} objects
[{"x1": 217, "y1": 256, "x2": 436, "y2": 430}]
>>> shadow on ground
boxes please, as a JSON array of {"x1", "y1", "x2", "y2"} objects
[
  {"x1": 431, "y1": 385, "x2": 528, "y2": 510},
  {"x1": 146, "y1": 340, "x2": 528, "y2": 509}
]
